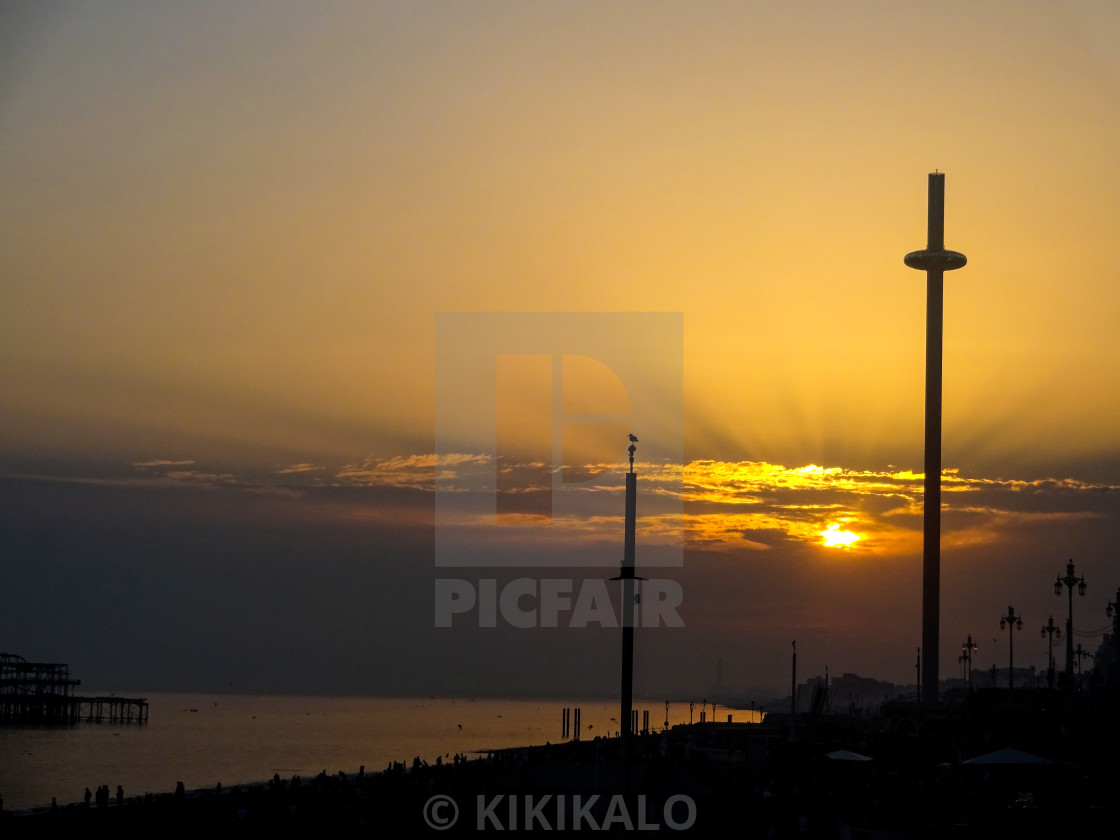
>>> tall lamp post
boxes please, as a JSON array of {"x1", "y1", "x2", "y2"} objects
[
  {"x1": 960, "y1": 635, "x2": 977, "y2": 691},
  {"x1": 1055, "y1": 560, "x2": 1086, "y2": 685},
  {"x1": 915, "y1": 647, "x2": 921, "y2": 702},
  {"x1": 1041, "y1": 616, "x2": 1061, "y2": 690},
  {"x1": 1106, "y1": 587, "x2": 1120, "y2": 633},
  {"x1": 1074, "y1": 644, "x2": 1092, "y2": 682},
  {"x1": 999, "y1": 606, "x2": 1023, "y2": 690},
  {"x1": 617, "y1": 435, "x2": 639, "y2": 794}
]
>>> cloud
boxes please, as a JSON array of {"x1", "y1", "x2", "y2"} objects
[
  {"x1": 326, "y1": 451, "x2": 1120, "y2": 557},
  {"x1": 112, "y1": 452, "x2": 1120, "y2": 557},
  {"x1": 672, "y1": 460, "x2": 1120, "y2": 555},
  {"x1": 275, "y1": 463, "x2": 324, "y2": 475},
  {"x1": 337, "y1": 453, "x2": 492, "y2": 490},
  {"x1": 160, "y1": 470, "x2": 238, "y2": 486},
  {"x1": 128, "y1": 458, "x2": 236, "y2": 487},
  {"x1": 239, "y1": 485, "x2": 307, "y2": 499}
]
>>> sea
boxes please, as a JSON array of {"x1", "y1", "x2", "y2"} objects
[{"x1": 0, "y1": 693, "x2": 761, "y2": 812}]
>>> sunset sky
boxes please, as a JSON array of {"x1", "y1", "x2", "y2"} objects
[{"x1": 3, "y1": 2, "x2": 1120, "y2": 700}]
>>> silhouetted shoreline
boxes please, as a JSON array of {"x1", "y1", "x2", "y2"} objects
[{"x1": 4, "y1": 701, "x2": 1118, "y2": 838}]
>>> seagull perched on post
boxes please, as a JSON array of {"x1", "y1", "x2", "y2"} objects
[{"x1": 628, "y1": 434, "x2": 639, "y2": 443}]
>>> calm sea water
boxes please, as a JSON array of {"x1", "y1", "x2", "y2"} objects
[{"x1": 0, "y1": 693, "x2": 759, "y2": 811}]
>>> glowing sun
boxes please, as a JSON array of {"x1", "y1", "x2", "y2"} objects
[{"x1": 820, "y1": 522, "x2": 861, "y2": 548}]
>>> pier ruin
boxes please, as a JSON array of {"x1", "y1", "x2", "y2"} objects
[{"x1": 0, "y1": 652, "x2": 148, "y2": 725}]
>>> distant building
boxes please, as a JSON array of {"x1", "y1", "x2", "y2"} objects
[
  {"x1": 977, "y1": 664, "x2": 1038, "y2": 690},
  {"x1": 787, "y1": 672, "x2": 901, "y2": 715}
]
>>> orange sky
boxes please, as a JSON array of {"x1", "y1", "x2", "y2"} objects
[{"x1": 2, "y1": 2, "x2": 1120, "y2": 696}]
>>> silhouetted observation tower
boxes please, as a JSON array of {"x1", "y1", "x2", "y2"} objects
[{"x1": 904, "y1": 172, "x2": 966, "y2": 703}]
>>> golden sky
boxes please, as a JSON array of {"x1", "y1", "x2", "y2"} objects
[{"x1": 2, "y1": 2, "x2": 1120, "y2": 695}]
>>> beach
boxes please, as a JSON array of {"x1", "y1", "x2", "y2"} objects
[{"x1": 0, "y1": 691, "x2": 759, "y2": 812}]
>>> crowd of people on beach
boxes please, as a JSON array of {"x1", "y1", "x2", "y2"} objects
[
  {"x1": 82, "y1": 784, "x2": 125, "y2": 809},
  {"x1": 384, "y1": 750, "x2": 473, "y2": 775}
]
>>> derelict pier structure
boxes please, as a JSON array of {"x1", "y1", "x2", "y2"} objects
[{"x1": 0, "y1": 652, "x2": 148, "y2": 725}]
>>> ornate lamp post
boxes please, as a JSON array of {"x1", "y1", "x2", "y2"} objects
[
  {"x1": 999, "y1": 606, "x2": 1023, "y2": 690},
  {"x1": 1055, "y1": 560, "x2": 1086, "y2": 685},
  {"x1": 1106, "y1": 586, "x2": 1120, "y2": 630},
  {"x1": 1041, "y1": 616, "x2": 1061, "y2": 690},
  {"x1": 617, "y1": 434, "x2": 639, "y2": 793},
  {"x1": 959, "y1": 635, "x2": 977, "y2": 691},
  {"x1": 1074, "y1": 644, "x2": 1092, "y2": 681}
]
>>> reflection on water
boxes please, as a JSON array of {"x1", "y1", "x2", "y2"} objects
[{"x1": 0, "y1": 693, "x2": 761, "y2": 811}]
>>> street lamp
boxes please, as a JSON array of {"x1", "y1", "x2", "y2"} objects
[
  {"x1": 1041, "y1": 616, "x2": 1061, "y2": 690},
  {"x1": 1074, "y1": 643, "x2": 1092, "y2": 679},
  {"x1": 1055, "y1": 559, "x2": 1086, "y2": 685},
  {"x1": 1000, "y1": 606, "x2": 1023, "y2": 690},
  {"x1": 915, "y1": 647, "x2": 921, "y2": 702},
  {"x1": 959, "y1": 635, "x2": 977, "y2": 691},
  {"x1": 1106, "y1": 586, "x2": 1120, "y2": 626}
]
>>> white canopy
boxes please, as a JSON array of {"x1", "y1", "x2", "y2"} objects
[
  {"x1": 962, "y1": 747, "x2": 1046, "y2": 765},
  {"x1": 824, "y1": 749, "x2": 873, "y2": 762}
]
